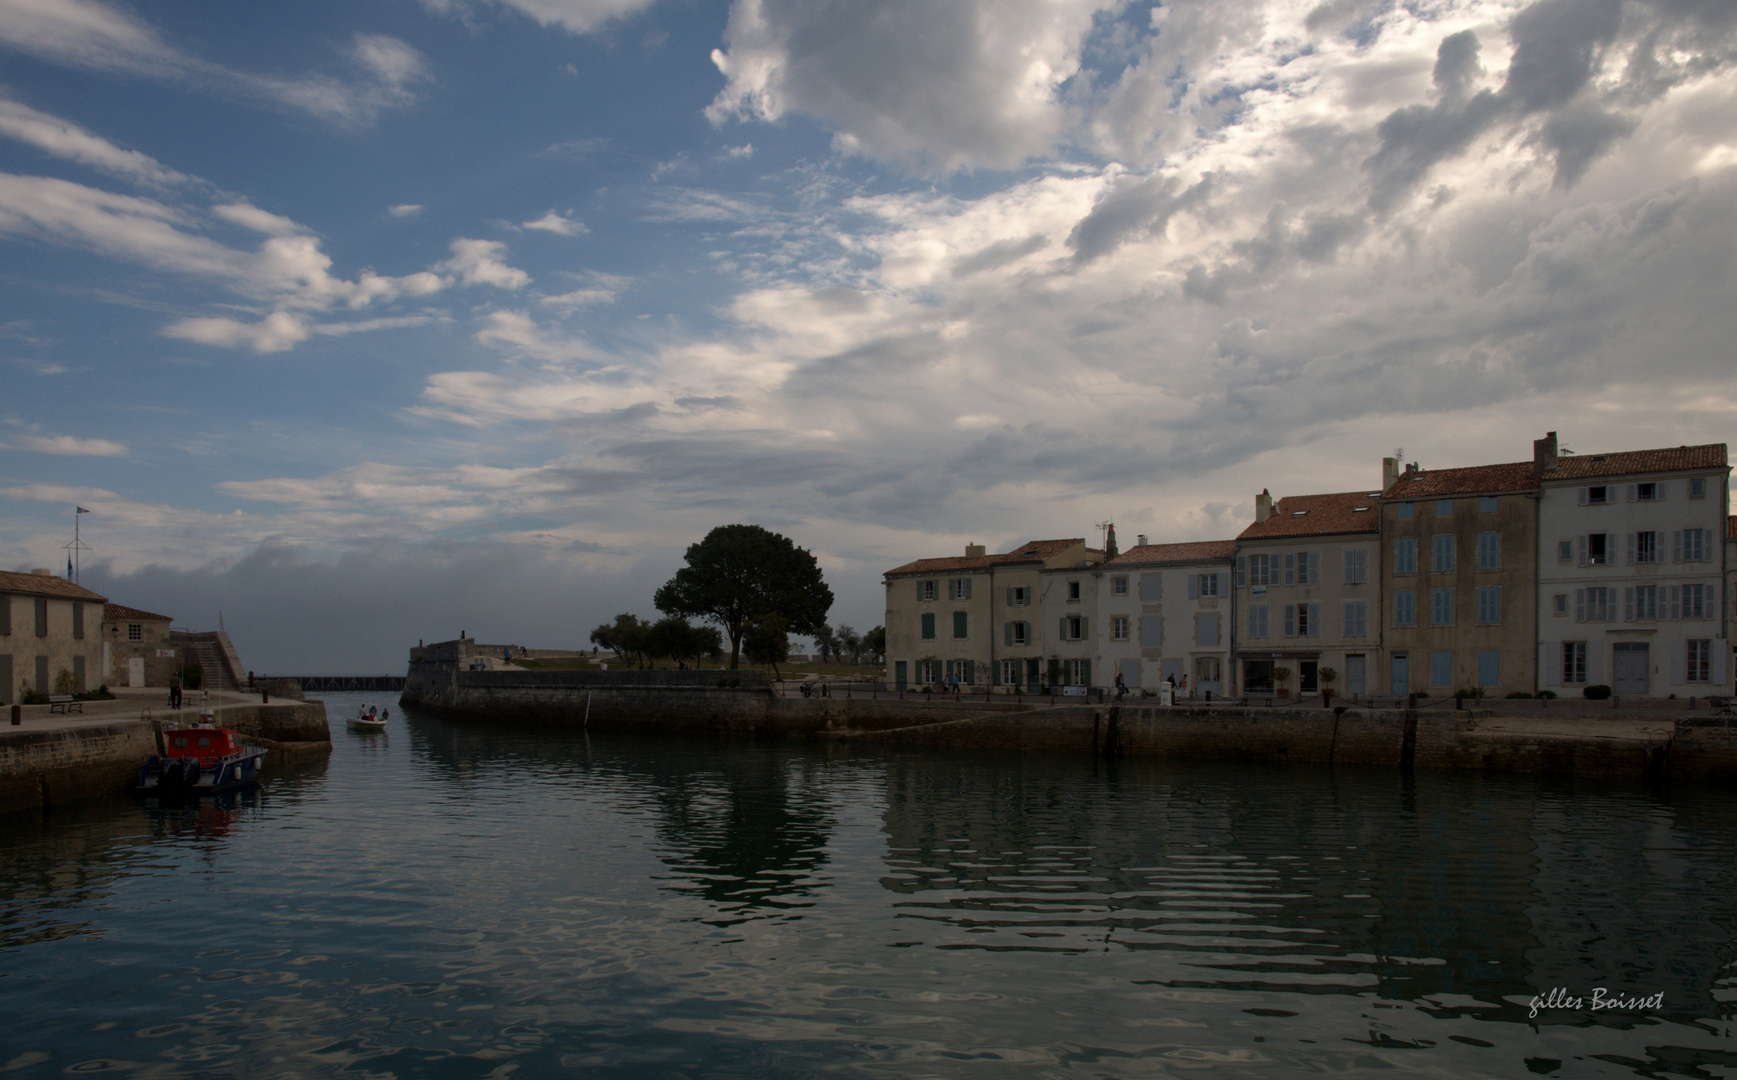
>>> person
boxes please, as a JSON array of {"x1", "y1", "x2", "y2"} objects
[
  {"x1": 1114, "y1": 671, "x2": 1127, "y2": 700},
  {"x1": 381, "y1": 708, "x2": 389, "y2": 722},
  {"x1": 169, "y1": 672, "x2": 182, "y2": 709}
]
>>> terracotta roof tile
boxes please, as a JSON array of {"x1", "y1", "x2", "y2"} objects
[
  {"x1": 1384, "y1": 460, "x2": 1539, "y2": 498},
  {"x1": 886, "y1": 538, "x2": 1087, "y2": 577},
  {"x1": 0, "y1": 570, "x2": 106, "y2": 602},
  {"x1": 1108, "y1": 539, "x2": 1237, "y2": 565},
  {"x1": 104, "y1": 602, "x2": 172, "y2": 622},
  {"x1": 1542, "y1": 443, "x2": 1726, "y2": 481},
  {"x1": 1238, "y1": 491, "x2": 1380, "y2": 540}
]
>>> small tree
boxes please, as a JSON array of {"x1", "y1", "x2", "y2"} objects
[
  {"x1": 1271, "y1": 666, "x2": 1292, "y2": 694},
  {"x1": 590, "y1": 613, "x2": 652, "y2": 667},
  {"x1": 836, "y1": 624, "x2": 862, "y2": 664},
  {"x1": 54, "y1": 668, "x2": 75, "y2": 695},
  {"x1": 864, "y1": 625, "x2": 886, "y2": 663},
  {"x1": 1318, "y1": 665, "x2": 1338, "y2": 704},
  {"x1": 742, "y1": 613, "x2": 791, "y2": 679},
  {"x1": 812, "y1": 624, "x2": 840, "y2": 664}
]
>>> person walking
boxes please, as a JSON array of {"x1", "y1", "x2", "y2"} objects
[
  {"x1": 1114, "y1": 671, "x2": 1127, "y2": 700},
  {"x1": 169, "y1": 672, "x2": 183, "y2": 709}
]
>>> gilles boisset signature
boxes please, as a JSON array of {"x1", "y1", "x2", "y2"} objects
[{"x1": 1528, "y1": 988, "x2": 1665, "y2": 1019}]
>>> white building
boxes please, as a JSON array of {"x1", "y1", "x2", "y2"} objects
[
  {"x1": 1535, "y1": 434, "x2": 1731, "y2": 697},
  {"x1": 1098, "y1": 539, "x2": 1236, "y2": 697}
]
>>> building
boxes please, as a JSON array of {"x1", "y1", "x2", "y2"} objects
[
  {"x1": 1535, "y1": 435, "x2": 1730, "y2": 696},
  {"x1": 1234, "y1": 488, "x2": 1381, "y2": 699},
  {"x1": 1099, "y1": 538, "x2": 1236, "y2": 696},
  {"x1": 102, "y1": 603, "x2": 175, "y2": 687},
  {"x1": 0, "y1": 569, "x2": 108, "y2": 703},
  {"x1": 1379, "y1": 458, "x2": 1540, "y2": 697},
  {"x1": 883, "y1": 538, "x2": 1100, "y2": 691}
]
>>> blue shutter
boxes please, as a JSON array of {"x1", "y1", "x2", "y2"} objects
[
  {"x1": 1283, "y1": 604, "x2": 1296, "y2": 637},
  {"x1": 1187, "y1": 574, "x2": 1198, "y2": 599}
]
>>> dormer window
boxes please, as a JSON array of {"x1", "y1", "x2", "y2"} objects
[
  {"x1": 1352, "y1": 506, "x2": 1370, "y2": 513},
  {"x1": 1291, "y1": 510, "x2": 1308, "y2": 517}
]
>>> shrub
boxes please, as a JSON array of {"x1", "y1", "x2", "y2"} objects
[
  {"x1": 20, "y1": 689, "x2": 49, "y2": 705},
  {"x1": 1583, "y1": 684, "x2": 1612, "y2": 700},
  {"x1": 1505, "y1": 691, "x2": 1533, "y2": 699},
  {"x1": 1537, "y1": 689, "x2": 1557, "y2": 699},
  {"x1": 73, "y1": 686, "x2": 116, "y2": 701},
  {"x1": 53, "y1": 668, "x2": 75, "y2": 695}
]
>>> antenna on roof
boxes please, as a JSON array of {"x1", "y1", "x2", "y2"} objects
[
  {"x1": 1096, "y1": 520, "x2": 1112, "y2": 549},
  {"x1": 63, "y1": 506, "x2": 91, "y2": 584}
]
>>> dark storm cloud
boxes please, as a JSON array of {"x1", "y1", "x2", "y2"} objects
[{"x1": 1067, "y1": 174, "x2": 1215, "y2": 263}]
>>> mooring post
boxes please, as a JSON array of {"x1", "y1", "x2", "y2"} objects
[{"x1": 9, "y1": 704, "x2": 19, "y2": 726}]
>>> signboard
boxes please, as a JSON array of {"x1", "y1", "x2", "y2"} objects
[
  {"x1": 1062, "y1": 686, "x2": 1088, "y2": 696},
  {"x1": 156, "y1": 649, "x2": 175, "y2": 658}
]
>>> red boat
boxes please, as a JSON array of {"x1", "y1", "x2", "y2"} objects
[{"x1": 136, "y1": 723, "x2": 267, "y2": 795}]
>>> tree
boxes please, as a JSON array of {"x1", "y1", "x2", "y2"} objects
[
  {"x1": 864, "y1": 625, "x2": 886, "y2": 663},
  {"x1": 654, "y1": 524, "x2": 834, "y2": 668},
  {"x1": 835, "y1": 624, "x2": 862, "y2": 664},
  {"x1": 812, "y1": 624, "x2": 840, "y2": 664},
  {"x1": 590, "y1": 613, "x2": 651, "y2": 667},
  {"x1": 644, "y1": 616, "x2": 724, "y2": 667},
  {"x1": 742, "y1": 613, "x2": 791, "y2": 679}
]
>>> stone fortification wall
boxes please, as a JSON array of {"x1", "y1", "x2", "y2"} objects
[
  {"x1": 0, "y1": 721, "x2": 158, "y2": 815},
  {"x1": 212, "y1": 701, "x2": 330, "y2": 754}
]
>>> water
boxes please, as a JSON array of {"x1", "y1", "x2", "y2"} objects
[{"x1": 1, "y1": 692, "x2": 1735, "y2": 1078}]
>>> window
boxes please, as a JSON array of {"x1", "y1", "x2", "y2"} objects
[
  {"x1": 1430, "y1": 651, "x2": 1453, "y2": 687},
  {"x1": 1587, "y1": 485, "x2": 1610, "y2": 505},
  {"x1": 128, "y1": 623, "x2": 143, "y2": 642},
  {"x1": 953, "y1": 611, "x2": 969, "y2": 638},
  {"x1": 1000, "y1": 659, "x2": 1020, "y2": 686},
  {"x1": 1477, "y1": 650, "x2": 1499, "y2": 687},
  {"x1": 1631, "y1": 585, "x2": 1658, "y2": 621},
  {"x1": 34, "y1": 598, "x2": 47, "y2": 637},
  {"x1": 1111, "y1": 576, "x2": 1128, "y2": 597},
  {"x1": 1293, "y1": 552, "x2": 1319, "y2": 585},
  {"x1": 1067, "y1": 580, "x2": 1082, "y2": 602},
  {"x1": 1007, "y1": 586, "x2": 1030, "y2": 606},
  {"x1": 1681, "y1": 528, "x2": 1708, "y2": 562},
  {"x1": 919, "y1": 660, "x2": 937, "y2": 685},
  {"x1": 1343, "y1": 548, "x2": 1367, "y2": 584},
  {"x1": 1067, "y1": 659, "x2": 1090, "y2": 686},
  {"x1": 1683, "y1": 583, "x2": 1707, "y2": 619},
  {"x1": 1687, "y1": 640, "x2": 1712, "y2": 683},
  {"x1": 1062, "y1": 615, "x2": 1086, "y2": 640},
  {"x1": 1006, "y1": 621, "x2": 1029, "y2": 646},
  {"x1": 1248, "y1": 554, "x2": 1271, "y2": 588},
  {"x1": 1431, "y1": 588, "x2": 1454, "y2": 626},
  {"x1": 1476, "y1": 586, "x2": 1500, "y2": 624},
  {"x1": 1395, "y1": 591, "x2": 1416, "y2": 627},
  {"x1": 1578, "y1": 587, "x2": 1614, "y2": 622},
  {"x1": 1395, "y1": 537, "x2": 1418, "y2": 575},
  {"x1": 1558, "y1": 540, "x2": 1573, "y2": 563},
  {"x1": 1476, "y1": 532, "x2": 1500, "y2": 570},
  {"x1": 1436, "y1": 499, "x2": 1453, "y2": 517},
  {"x1": 72, "y1": 603, "x2": 83, "y2": 640},
  {"x1": 920, "y1": 613, "x2": 936, "y2": 639},
  {"x1": 1397, "y1": 502, "x2": 1414, "y2": 519},
  {"x1": 1563, "y1": 642, "x2": 1587, "y2": 684},
  {"x1": 1635, "y1": 531, "x2": 1657, "y2": 564},
  {"x1": 1432, "y1": 534, "x2": 1456, "y2": 573},
  {"x1": 1195, "y1": 612, "x2": 1220, "y2": 647},
  {"x1": 1248, "y1": 605, "x2": 1269, "y2": 639},
  {"x1": 1343, "y1": 599, "x2": 1368, "y2": 637},
  {"x1": 1553, "y1": 593, "x2": 1568, "y2": 616},
  {"x1": 1198, "y1": 573, "x2": 1220, "y2": 597},
  {"x1": 1480, "y1": 496, "x2": 1497, "y2": 514},
  {"x1": 1635, "y1": 482, "x2": 1658, "y2": 501},
  {"x1": 1587, "y1": 533, "x2": 1609, "y2": 565},
  {"x1": 1111, "y1": 615, "x2": 1130, "y2": 641},
  {"x1": 918, "y1": 580, "x2": 937, "y2": 601},
  {"x1": 1690, "y1": 478, "x2": 1707, "y2": 498},
  {"x1": 948, "y1": 659, "x2": 972, "y2": 683},
  {"x1": 1283, "y1": 603, "x2": 1319, "y2": 637},
  {"x1": 949, "y1": 577, "x2": 972, "y2": 600}
]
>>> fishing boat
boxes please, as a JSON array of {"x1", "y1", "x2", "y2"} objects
[
  {"x1": 136, "y1": 721, "x2": 267, "y2": 796},
  {"x1": 347, "y1": 706, "x2": 388, "y2": 733}
]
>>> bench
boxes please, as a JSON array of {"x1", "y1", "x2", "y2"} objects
[
  {"x1": 1709, "y1": 695, "x2": 1735, "y2": 717},
  {"x1": 48, "y1": 695, "x2": 83, "y2": 715}
]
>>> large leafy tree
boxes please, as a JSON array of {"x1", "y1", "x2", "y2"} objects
[
  {"x1": 654, "y1": 524, "x2": 834, "y2": 669},
  {"x1": 590, "y1": 612, "x2": 651, "y2": 667}
]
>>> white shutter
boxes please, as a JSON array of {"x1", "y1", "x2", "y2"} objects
[
  {"x1": 1626, "y1": 484, "x2": 1637, "y2": 502},
  {"x1": 1588, "y1": 644, "x2": 1603, "y2": 685},
  {"x1": 1712, "y1": 640, "x2": 1728, "y2": 687},
  {"x1": 1657, "y1": 483, "x2": 1666, "y2": 502},
  {"x1": 1672, "y1": 639, "x2": 1686, "y2": 686},
  {"x1": 1308, "y1": 551, "x2": 1320, "y2": 585},
  {"x1": 1284, "y1": 553, "x2": 1296, "y2": 585},
  {"x1": 1672, "y1": 530, "x2": 1683, "y2": 563},
  {"x1": 1579, "y1": 487, "x2": 1588, "y2": 505},
  {"x1": 1283, "y1": 604, "x2": 1296, "y2": 637},
  {"x1": 1578, "y1": 536, "x2": 1588, "y2": 567},
  {"x1": 1625, "y1": 533, "x2": 1635, "y2": 565},
  {"x1": 1545, "y1": 642, "x2": 1561, "y2": 687},
  {"x1": 1624, "y1": 586, "x2": 1635, "y2": 622},
  {"x1": 1187, "y1": 574, "x2": 1198, "y2": 599},
  {"x1": 961, "y1": 578, "x2": 971, "y2": 600},
  {"x1": 1308, "y1": 602, "x2": 1320, "y2": 637},
  {"x1": 1218, "y1": 572, "x2": 1229, "y2": 597},
  {"x1": 1670, "y1": 585, "x2": 1682, "y2": 621},
  {"x1": 1575, "y1": 588, "x2": 1586, "y2": 622}
]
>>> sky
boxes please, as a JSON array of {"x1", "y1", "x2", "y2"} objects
[{"x1": 2, "y1": 0, "x2": 1735, "y2": 673}]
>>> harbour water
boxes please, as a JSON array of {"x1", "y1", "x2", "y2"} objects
[{"x1": 1, "y1": 690, "x2": 1734, "y2": 1078}]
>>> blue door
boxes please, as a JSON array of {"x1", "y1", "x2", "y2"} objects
[{"x1": 1390, "y1": 652, "x2": 1409, "y2": 696}]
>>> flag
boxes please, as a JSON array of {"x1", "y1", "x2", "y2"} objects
[
  {"x1": 67, "y1": 555, "x2": 73, "y2": 579},
  {"x1": 76, "y1": 506, "x2": 90, "y2": 514}
]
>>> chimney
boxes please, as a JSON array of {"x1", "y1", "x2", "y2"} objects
[
  {"x1": 964, "y1": 543, "x2": 986, "y2": 558},
  {"x1": 1136, "y1": 533, "x2": 1148, "y2": 547},
  {"x1": 1382, "y1": 456, "x2": 1399, "y2": 493},
  {"x1": 30, "y1": 567, "x2": 52, "y2": 576},
  {"x1": 1255, "y1": 489, "x2": 1274, "y2": 523},
  {"x1": 1533, "y1": 431, "x2": 1559, "y2": 477},
  {"x1": 1104, "y1": 523, "x2": 1118, "y2": 559}
]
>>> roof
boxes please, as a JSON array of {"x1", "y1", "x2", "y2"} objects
[
  {"x1": 886, "y1": 538, "x2": 1087, "y2": 577},
  {"x1": 1108, "y1": 539, "x2": 1237, "y2": 566},
  {"x1": 1384, "y1": 460, "x2": 1539, "y2": 499},
  {"x1": 1238, "y1": 491, "x2": 1380, "y2": 540},
  {"x1": 104, "y1": 602, "x2": 172, "y2": 622},
  {"x1": 1542, "y1": 443, "x2": 1726, "y2": 481},
  {"x1": 0, "y1": 570, "x2": 106, "y2": 602}
]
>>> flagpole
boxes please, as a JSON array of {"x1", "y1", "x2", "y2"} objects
[{"x1": 65, "y1": 507, "x2": 92, "y2": 585}]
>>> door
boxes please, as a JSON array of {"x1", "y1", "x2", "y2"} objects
[
  {"x1": 129, "y1": 657, "x2": 146, "y2": 687},
  {"x1": 894, "y1": 660, "x2": 907, "y2": 692},
  {"x1": 1119, "y1": 658, "x2": 1141, "y2": 691},
  {"x1": 1299, "y1": 661, "x2": 1319, "y2": 693},
  {"x1": 1390, "y1": 652, "x2": 1409, "y2": 696},
  {"x1": 1345, "y1": 655, "x2": 1366, "y2": 697},
  {"x1": 1613, "y1": 643, "x2": 1649, "y2": 694},
  {"x1": 1195, "y1": 656, "x2": 1222, "y2": 698},
  {"x1": 1026, "y1": 657, "x2": 1041, "y2": 693}
]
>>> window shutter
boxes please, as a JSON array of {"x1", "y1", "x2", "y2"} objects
[
  {"x1": 1657, "y1": 483, "x2": 1666, "y2": 502},
  {"x1": 1625, "y1": 533, "x2": 1635, "y2": 565},
  {"x1": 917, "y1": 580, "x2": 925, "y2": 601},
  {"x1": 1307, "y1": 602, "x2": 1320, "y2": 637},
  {"x1": 1005, "y1": 622, "x2": 1013, "y2": 646},
  {"x1": 1283, "y1": 604, "x2": 1296, "y2": 637},
  {"x1": 1670, "y1": 585, "x2": 1682, "y2": 621},
  {"x1": 1141, "y1": 615, "x2": 1162, "y2": 647},
  {"x1": 1672, "y1": 530, "x2": 1683, "y2": 563},
  {"x1": 1626, "y1": 484, "x2": 1637, "y2": 502},
  {"x1": 71, "y1": 603, "x2": 83, "y2": 639},
  {"x1": 1545, "y1": 642, "x2": 1561, "y2": 687},
  {"x1": 1308, "y1": 552, "x2": 1320, "y2": 585},
  {"x1": 1218, "y1": 572, "x2": 1229, "y2": 597},
  {"x1": 1060, "y1": 617, "x2": 1068, "y2": 640},
  {"x1": 1671, "y1": 640, "x2": 1686, "y2": 686},
  {"x1": 1187, "y1": 574, "x2": 1198, "y2": 599},
  {"x1": 0, "y1": 598, "x2": 8, "y2": 635},
  {"x1": 1579, "y1": 488, "x2": 1588, "y2": 506},
  {"x1": 1623, "y1": 587, "x2": 1635, "y2": 622},
  {"x1": 1081, "y1": 659, "x2": 1091, "y2": 687},
  {"x1": 1575, "y1": 589, "x2": 1586, "y2": 622},
  {"x1": 1577, "y1": 536, "x2": 1587, "y2": 567},
  {"x1": 1080, "y1": 617, "x2": 1088, "y2": 639},
  {"x1": 964, "y1": 660, "x2": 974, "y2": 685},
  {"x1": 962, "y1": 578, "x2": 971, "y2": 600},
  {"x1": 1235, "y1": 555, "x2": 1247, "y2": 588},
  {"x1": 1284, "y1": 553, "x2": 1296, "y2": 585},
  {"x1": 1712, "y1": 641, "x2": 1728, "y2": 686},
  {"x1": 1587, "y1": 644, "x2": 1603, "y2": 686}
]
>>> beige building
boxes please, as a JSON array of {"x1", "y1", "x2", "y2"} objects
[
  {"x1": 1234, "y1": 489, "x2": 1381, "y2": 699},
  {"x1": 1099, "y1": 539, "x2": 1236, "y2": 697},
  {"x1": 884, "y1": 538, "x2": 1100, "y2": 691},
  {"x1": 0, "y1": 569, "x2": 108, "y2": 703},
  {"x1": 1380, "y1": 459, "x2": 1540, "y2": 697},
  {"x1": 103, "y1": 603, "x2": 175, "y2": 687}
]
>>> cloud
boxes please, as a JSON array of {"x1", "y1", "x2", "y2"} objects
[
  {"x1": 212, "y1": 201, "x2": 306, "y2": 237},
  {"x1": 522, "y1": 210, "x2": 586, "y2": 235},
  {"x1": 436, "y1": 238, "x2": 530, "y2": 289},
  {"x1": 418, "y1": 0, "x2": 660, "y2": 35},
  {"x1": 724, "y1": 143, "x2": 753, "y2": 159},
  {"x1": 0, "y1": 93, "x2": 192, "y2": 186},
  {"x1": 9, "y1": 434, "x2": 127, "y2": 455},
  {"x1": 162, "y1": 311, "x2": 311, "y2": 353},
  {"x1": 387, "y1": 203, "x2": 423, "y2": 218}
]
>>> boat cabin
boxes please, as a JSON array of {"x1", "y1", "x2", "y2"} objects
[{"x1": 162, "y1": 727, "x2": 242, "y2": 761}]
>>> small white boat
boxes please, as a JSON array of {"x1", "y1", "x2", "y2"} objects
[{"x1": 348, "y1": 707, "x2": 388, "y2": 733}]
